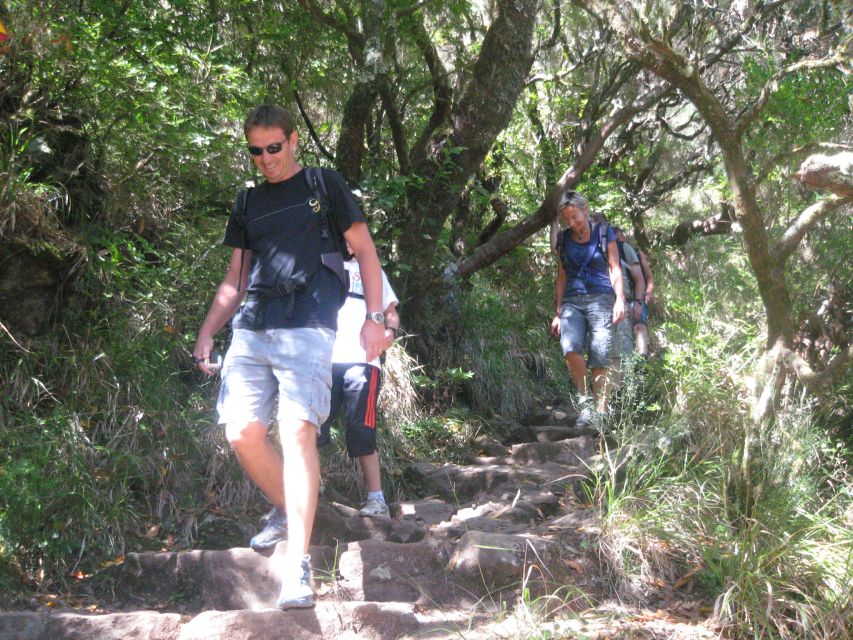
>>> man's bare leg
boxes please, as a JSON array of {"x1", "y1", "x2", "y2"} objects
[
  {"x1": 565, "y1": 352, "x2": 588, "y2": 397},
  {"x1": 225, "y1": 421, "x2": 285, "y2": 509},
  {"x1": 591, "y1": 366, "x2": 610, "y2": 413},
  {"x1": 357, "y1": 451, "x2": 382, "y2": 494},
  {"x1": 279, "y1": 419, "x2": 320, "y2": 562},
  {"x1": 634, "y1": 324, "x2": 649, "y2": 356}
]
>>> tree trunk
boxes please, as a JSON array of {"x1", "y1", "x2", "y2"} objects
[
  {"x1": 335, "y1": 81, "x2": 377, "y2": 184},
  {"x1": 396, "y1": 0, "x2": 537, "y2": 324}
]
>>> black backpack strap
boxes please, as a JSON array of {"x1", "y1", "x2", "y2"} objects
[
  {"x1": 236, "y1": 186, "x2": 253, "y2": 293},
  {"x1": 305, "y1": 167, "x2": 349, "y2": 287},
  {"x1": 597, "y1": 221, "x2": 610, "y2": 262},
  {"x1": 306, "y1": 167, "x2": 350, "y2": 258}
]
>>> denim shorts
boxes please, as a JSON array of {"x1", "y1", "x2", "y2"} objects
[
  {"x1": 634, "y1": 300, "x2": 648, "y2": 326},
  {"x1": 559, "y1": 293, "x2": 615, "y2": 368},
  {"x1": 216, "y1": 327, "x2": 335, "y2": 429}
]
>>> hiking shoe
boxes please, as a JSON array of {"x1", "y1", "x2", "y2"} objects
[
  {"x1": 359, "y1": 497, "x2": 390, "y2": 518},
  {"x1": 277, "y1": 555, "x2": 315, "y2": 610},
  {"x1": 574, "y1": 396, "x2": 594, "y2": 428},
  {"x1": 575, "y1": 406, "x2": 594, "y2": 428},
  {"x1": 249, "y1": 507, "x2": 287, "y2": 551}
]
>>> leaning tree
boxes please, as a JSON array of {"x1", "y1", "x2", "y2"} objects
[{"x1": 579, "y1": 0, "x2": 852, "y2": 421}]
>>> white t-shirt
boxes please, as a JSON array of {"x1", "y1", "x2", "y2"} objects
[{"x1": 331, "y1": 260, "x2": 399, "y2": 367}]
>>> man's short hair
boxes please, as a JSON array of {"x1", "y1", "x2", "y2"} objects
[
  {"x1": 243, "y1": 105, "x2": 297, "y2": 138},
  {"x1": 557, "y1": 190, "x2": 589, "y2": 211}
]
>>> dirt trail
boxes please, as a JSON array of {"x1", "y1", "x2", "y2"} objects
[{"x1": 0, "y1": 401, "x2": 717, "y2": 639}]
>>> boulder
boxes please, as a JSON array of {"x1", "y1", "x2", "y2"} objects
[
  {"x1": 390, "y1": 498, "x2": 455, "y2": 526},
  {"x1": 447, "y1": 531, "x2": 561, "y2": 590},
  {"x1": 335, "y1": 540, "x2": 461, "y2": 605},
  {"x1": 510, "y1": 436, "x2": 596, "y2": 466},
  {"x1": 0, "y1": 611, "x2": 182, "y2": 640}
]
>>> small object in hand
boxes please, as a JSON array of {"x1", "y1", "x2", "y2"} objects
[{"x1": 205, "y1": 351, "x2": 223, "y2": 373}]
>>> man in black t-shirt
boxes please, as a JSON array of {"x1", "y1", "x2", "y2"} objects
[{"x1": 193, "y1": 105, "x2": 386, "y2": 610}]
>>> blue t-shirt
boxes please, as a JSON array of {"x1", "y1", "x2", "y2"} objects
[{"x1": 560, "y1": 223, "x2": 616, "y2": 299}]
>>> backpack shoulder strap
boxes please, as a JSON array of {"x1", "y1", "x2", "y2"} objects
[
  {"x1": 598, "y1": 221, "x2": 610, "y2": 261},
  {"x1": 236, "y1": 186, "x2": 252, "y2": 228},
  {"x1": 556, "y1": 229, "x2": 566, "y2": 262},
  {"x1": 236, "y1": 186, "x2": 253, "y2": 292},
  {"x1": 306, "y1": 167, "x2": 351, "y2": 259}
]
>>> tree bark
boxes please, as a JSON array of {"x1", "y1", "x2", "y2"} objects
[
  {"x1": 335, "y1": 81, "x2": 377, "y2": 184},
  {"x1": 398, "y1": 0, "x2": 537, "y2": 303}
]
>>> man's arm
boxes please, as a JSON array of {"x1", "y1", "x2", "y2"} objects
[
  {"x1": 628, "y1": 263, "x2": 646, "y2": 322},
  {"x1": 638, "y1": 250, "x2": 655, "y2": 303},
  {"x1": 193, "y1": 248, "x2": 251, "y2": 375},
  {"x1": 344, "y1": 221, "x2": 385, "y2": 361},
  {"x1": 551, "y1": 262, "x2": 566, "y2": 337},
  {"x1": 607, "y1": 240, "x2": 626, "y2": 324},
  {"x1": 383, "y1": 302, "x2": 400, "y2": 351}
]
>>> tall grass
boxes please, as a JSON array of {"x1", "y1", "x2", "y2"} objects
[
  {"x1": 455, "y1": 248, "x2": 566, "y2": 418},
  {"x1": 591, "y1": 237, "x2": 853, "y2": 639},
  {"x1": 0, "y1": 217, "x2": 247, "y2": 601}
]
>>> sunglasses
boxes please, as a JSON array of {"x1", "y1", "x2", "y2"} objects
[{"x1": 247, "y1": 141, "x2": 287, "y2": 156}]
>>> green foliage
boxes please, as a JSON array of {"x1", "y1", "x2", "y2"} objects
[
  {"x1": 0, "y1": 408, "x2": 138, "y2": 595},
  {"x1": 0, "y1": 1, "x2": 850, "y2": 630},
  {"x1": 593, "y1": 240, "x2": 853, "y2": 639},
  {"x1": 3, "y1": 0, "x2": 259, "y2": 230},
  {"x1": 0, "y1": 218, "x2": 242, "y2": 596},
  {"x1": 396, "y1": 410, "x2": 483, "y2": 463},
  {"x1": 742, "y1": 56, "x2": 852, "y2": 152}
]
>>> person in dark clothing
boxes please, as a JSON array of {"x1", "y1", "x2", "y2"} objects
[{"x1": 193, "y1": 105, "x2": 386, "y2": 609}]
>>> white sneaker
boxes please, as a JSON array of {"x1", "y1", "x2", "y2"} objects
[
  {"x1": 574, "y1": 395, "x2": 594, "y2": 427},
  {"x1": 249, "y1": 506, "x2": 287, "y2": 550},
  {"x1": 359, "y1": 497, "x2": 390, "y2": 518},
  {"x1": 277, "y1": 555, "x2": 315, "y2": 609}
]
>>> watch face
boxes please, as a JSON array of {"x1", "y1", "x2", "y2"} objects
[{"x1": 367, "y1": 312, "x2": 385, "y2": 323}]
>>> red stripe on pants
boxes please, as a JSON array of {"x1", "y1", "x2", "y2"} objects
[{"x1": 364, "y1": 367, "x2": 379, "y2": 428}]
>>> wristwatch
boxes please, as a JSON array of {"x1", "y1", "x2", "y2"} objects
[{"x1": 365, "y1": 311, "x2": 385, "y2": 325}]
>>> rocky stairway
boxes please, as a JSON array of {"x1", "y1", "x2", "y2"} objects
[{"x1": 1, "y1": 401, "x2": 609, "y2": 640}]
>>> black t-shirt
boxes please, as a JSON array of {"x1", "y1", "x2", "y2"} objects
[{"x1": 223, "y1": 168, "x2": 366, "y2": 331}]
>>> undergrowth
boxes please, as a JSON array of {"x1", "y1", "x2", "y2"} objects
[{"x1": 588, "y1": 238, "x2": 853, "y2": 639}]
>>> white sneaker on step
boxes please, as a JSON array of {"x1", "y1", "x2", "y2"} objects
[{"x1": 359, "y1": 497, "x2": 390, "y2": 518}]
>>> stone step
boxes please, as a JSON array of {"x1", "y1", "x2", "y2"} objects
[
  {"x1": 447, "y1": 530, "x2": 566, "y2": 591},
  {"x1": 518, "y1": 406, "x2": 579, "y2": 428},
  {"x1": 334, "y1": 540, "x2": 464, "y2": 605},
  {"x1": 430, "y1": 490, "x2": 562, "y2": 538},
  {"x1": 528, "y1": 424, "x2": 599, "y2": 441},
  {"x1": 0, "y1": 601, "x2": 420, "y2": 640},
  {"x1": 94, "y1": 545, "x2": 336, "y2": 612},
  {"x1": 92, "y1": 539, "x2": 466, "y2": 612},
  {"x1": 509, "y1": 435, "x2": 597, "y2": 466},
  {"x1": 404, "y1": 461, "x2": 551, "y2": 503}
]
